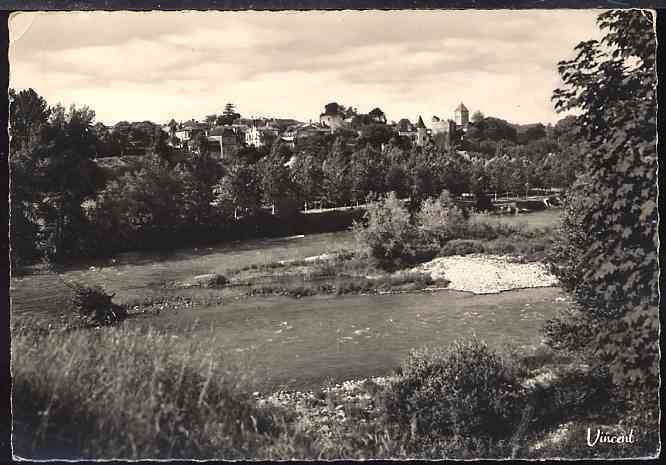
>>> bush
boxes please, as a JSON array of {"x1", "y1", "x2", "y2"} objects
[
  {"x1": 249, "y1": 284, "x2": 318, "y2": 298},
  {"x1": 529, "y1": 365, "x2": 615, "y2": 430},
  {"x1": 542, "y1": 306, "x2": 597, "y2": 353},
  {"x1": 353, "y1": 192, "x2": 420, "y2": 270},
  {"x1": 377, "y1": 338, "x2": 525, "y2": 443},
  {"x1": 202, "y1": 273, "x2": 229, "y2": 288},
  {"x1": 439, "y1": 239, "x2": 485, "y2": 256},
  {"x1": 66, "y1": 282, "x2": 127, "y2": 326},
  {"x1": 485, "y1": 237, "x2": 516, "y2": 255},
  {"x1": 416, "y1": 191, "x2": 469, "y2": 246},
  {"x1": 371, "y1": 271, "x2": 436, "y2": 290},
  {"x1": 464, "y1": 219, "x2": 529, "y2": 241},
  {"x1": 334, "y1": 278, "x2": 374, "y2": 295}
]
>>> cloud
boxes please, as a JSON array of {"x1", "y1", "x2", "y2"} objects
[{"x1": 10, "y1": 9, "x2": 604, "y2": 125}]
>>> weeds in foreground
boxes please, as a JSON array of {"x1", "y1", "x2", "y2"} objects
[
  {"x1": 11, "y1": 324, "x2": 310, "y2": 459},
  {"x1": 12, "y1": 323, "x2": 658, "y2": 459}
]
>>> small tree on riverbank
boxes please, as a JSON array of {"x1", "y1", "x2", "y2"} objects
[{"x1": 353, "y1": 192, "x2": 419, "y2": 270}]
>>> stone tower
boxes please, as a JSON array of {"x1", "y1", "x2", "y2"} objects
[
  {"x1": 416, "y1": 115, "x2": 428, "y2": 147},
  {"x1": 454, "y1": 103, "x2": 469, "y2": 130}
]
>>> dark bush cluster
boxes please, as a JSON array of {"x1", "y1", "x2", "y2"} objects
[
  {"x1": 541, "y1": 306, "x2": 597, "y2": 353},
  {"x1": 529, "y1": 365, "x2": 616, "y2": 430},
  {"x1": 67, "y1": 282, "x2": 127, "y2": 326},
  {"x1": 201, "y1": 273, "x2": 229, "y2": 288},
  {"x1": 439, "y1": 239, "x2": 486, "y2": 256},
  {"x1": 377, "y1": 338, "x2": 525, "y2": 443}
]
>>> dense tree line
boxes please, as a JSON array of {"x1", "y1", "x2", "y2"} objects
[{"x1": 10, "y1": 86, "x2": 581, "y2": 266}]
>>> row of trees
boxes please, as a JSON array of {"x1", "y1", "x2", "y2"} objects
[
  {"x1": 93, "y1": 120, "x2": 171, "y2": 158},
  {"x1": 10, "y1": 84, "x2": 581, "y2": 265}
]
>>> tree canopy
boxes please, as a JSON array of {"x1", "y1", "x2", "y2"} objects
[{"x1": 550, "y1": 10, "x2": 657, "y2": 394}]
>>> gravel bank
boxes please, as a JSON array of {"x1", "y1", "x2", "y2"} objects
[
  {"x1": 413, "y1": 254, "x2": 558, "y2": 294},
  {"x1": 256, "y1": 376, "x2": 397, "y2": 437}
]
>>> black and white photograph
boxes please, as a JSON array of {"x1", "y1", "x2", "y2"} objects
[{"x1": 6, "y1": 7, "x2": 659, "y2": 460}]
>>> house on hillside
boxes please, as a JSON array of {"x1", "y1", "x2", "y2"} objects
[
  {"x1": 245, "y1": 125, "x2": 278, "y2": 148},
  {"x1": 397, "y1": 118, "x2": 417, "y2": 143},
  {"x1": 280, "y1": 122, "x2": 329, "y2": 148},
  {"x1": 454, "y1": 102, "x2": 470, "y2": 130},
  {"x1": 428, "y1": 115, "x2": 457, "y2": 149},
  {"x1": 319, "y1": 102, "x2": 344, "y2": 131},
  {"x1": 397, "y1": 118, "x2": 414, "y2": 133},
  {"x1": 207, "y1": 126, "x2": 242, "y2": 158},
  {"x1": 174, "y1": 120, "x2": 209, "y2": 149},
  {"x1": 280, "y1": 127, "x2": 297, "y2": 149},
  {"x1": 296, "y1": 123, "x2": 329, "y2": 142},
  {"x1": 416, "y1": 116, "x2": 429, "y2": 147}
]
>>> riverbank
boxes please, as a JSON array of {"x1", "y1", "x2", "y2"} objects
[{"x1": 412, "y1": 254, "x2": 558, "y2": 294}]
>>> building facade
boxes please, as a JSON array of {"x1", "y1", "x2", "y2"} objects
[
  {"x1": 454, "y1": 103, "x2": 469, "y2": 130},
  {"x1": 319, "y1": 102, "x2": 344, "y2": 131},
  {"x1": 416, "y1": 116, "x2": 429, "y2": 147}
]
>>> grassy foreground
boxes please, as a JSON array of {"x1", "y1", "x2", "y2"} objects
[
  {"x1": 12, "y1": 319, "x2": 658, "y2": 460},
  {"x1": 11, "y1": 321, "x2": 307, "y2": 460}
]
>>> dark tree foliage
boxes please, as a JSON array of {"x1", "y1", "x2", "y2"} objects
[
  {"x1": 321, "y1": 140, "x2": 352, "y2": 207},
  {"x1": 465, "y1": 116, "x2": 518, "y2": 146},
  {"x1": 217, "y1": 103, "x2": 241, "y2": 126},
  {"x1": 176, "y1": 141, "x2": 226, "y2": 225},
  {"x1": 550, "y1": 10, "x2": 657, "y2": 394},
  {"x1": 259, "y1": 152, "x2": 301, "y2": 214},
  {"x1": 215, "y1": 160, "x2": 263, "y2": 217},
  {"x1": 349, "y1": 146, "x2": 388, "y2": 203},
  {"x1": 517, "y1": 123, "x2": 547, "y2": 144},
  {"x1": 34, "y1": 104, "x2": 99, "y2": 260},
  {"x1": 9, "y1": 88, "x2": 51, "y2": 153},
  {"x1": 291, "y1": 153, "x2": 324, "y2": 204},
  {"x1": 9, "y1": 89, "x2": 51, "y2": 268}
]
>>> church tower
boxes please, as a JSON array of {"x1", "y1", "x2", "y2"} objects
[
  {"x1": 454, "y1": 103, "x2": 469, "y2": 130},
  {"x1": 416, "y1": 115, "x2": 428, "y2": 147}
]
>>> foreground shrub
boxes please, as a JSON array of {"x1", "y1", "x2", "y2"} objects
[
  {"x1": 66, "y1": 282, "x2": 127, "y2": 326},
  {"x1": 11, "y1": 325, "x2": 305, "y2": 459},
  {"x1": 378, "y1": 338, "x2": 525, "y2": 444},
  {"x1": 542, "y1": 306, "x2": 597, "y2": 353},
  {"x1": 528, "y1": 365, "x2": 616, "y2": 430}
]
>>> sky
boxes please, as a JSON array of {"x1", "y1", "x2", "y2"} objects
[{"x1": 9, "y1": 10, "x2": 605, "y2": 126}]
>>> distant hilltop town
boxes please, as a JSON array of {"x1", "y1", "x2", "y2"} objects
[{"x1": 145, "y1": 102, "x2": 474, "y2": 159}]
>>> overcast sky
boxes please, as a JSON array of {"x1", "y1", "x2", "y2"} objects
[{"x1": 9, "y1": 10, "x2": 604, "y2": 126}]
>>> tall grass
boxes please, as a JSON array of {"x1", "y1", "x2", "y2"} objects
[
  {"x1": 12, "y1": 320, "x2": 658, "y2": 460},
  {"x1": 11, "y1": 320, "x2": 308, "y2": 459}
]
